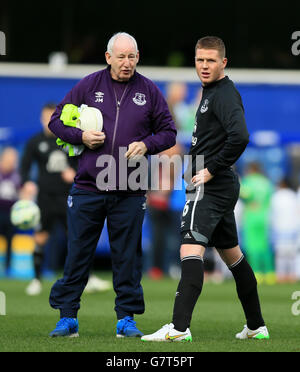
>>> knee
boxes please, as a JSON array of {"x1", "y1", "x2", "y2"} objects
[{"x1": 180, "y1": 244, "x2": 205, "y2": 260}]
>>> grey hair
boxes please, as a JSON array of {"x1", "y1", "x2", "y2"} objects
[{"x1": 106, "y1": 32, "x2": 138, "y2": 55}]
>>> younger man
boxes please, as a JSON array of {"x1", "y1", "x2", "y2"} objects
[{"x1": 142, "y1": 36, "x2": 269, "y2": 342}]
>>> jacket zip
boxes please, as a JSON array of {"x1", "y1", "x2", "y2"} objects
[{"x1": 106, "y1": 85, "x2": 128, "y2": 191}]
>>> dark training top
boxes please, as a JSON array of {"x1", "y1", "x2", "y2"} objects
[
  {"x1": 188, "y1": 76, "x2": 249, "y2": 177},
  {"x1": 21, "y1": 131, "x2": 77, "y2": 196},
  {"x1": 49, "y1": 66, "x2": 177, "y2": 194}
]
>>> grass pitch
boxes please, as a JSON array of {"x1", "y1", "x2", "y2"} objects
[{"x1": 0, "y1": 273, "x2": 299, "y2": 352}]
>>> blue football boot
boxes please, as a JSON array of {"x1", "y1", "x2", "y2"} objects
[
  {"x1": 116, "y1": 316, "x2": 144, "y2": 338},
  {"x1": 49, "y1": 317, "x2": 79, "y2": 337}
]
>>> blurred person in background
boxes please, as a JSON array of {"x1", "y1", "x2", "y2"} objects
[
  {"x1": 146, "y1": 81, "x2": 192, "y2": 279},
  {"x1": 240, "y1": 162, "x2": 275, "y2": 285},
  {"x1": 166, "y1": 82, "x2": 190, "y2": 133},
  {"x1": 20, "y1": 103, "x2": 77, "y2": 295},
  {"x1": 0, "y1": 147, "x2": 21, "y2": 274},
  {"x1": 20, "y1": 103, "x2": 111, "y2": 295},
  {"x1": 166, "y1": 82, "x2": 203, "y2": 136},
  {"x1": 270, "y1": 178, "x2": 299, "y2": 283},
  {"x1": 147, "y1": 143, "x2": 184, "y2": 279}
]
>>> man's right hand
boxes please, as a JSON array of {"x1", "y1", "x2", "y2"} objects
[{"x1": 82, "y1": 131, "x2": 105, "y2": 150}]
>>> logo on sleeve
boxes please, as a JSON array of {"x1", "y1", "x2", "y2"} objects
[
  {"x1": 200, "y1": 99, "x2": 209, "y2": 113},
  {"x1": 133, "y1": 93, "x2": 146, "y2": 106}
]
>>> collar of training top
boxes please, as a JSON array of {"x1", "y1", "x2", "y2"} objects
[{"x1": 202, "y1": 75, "x2": 229, "y2": 89}]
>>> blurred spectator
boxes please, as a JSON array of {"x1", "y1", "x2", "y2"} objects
[
  {"x1": 270, "y1": 178, "x2": 299, "y2": 283},
  {"x1": 147, "y1": 143, "x2": 184, "y2": 279},
  {"x1": 20, "y1": 103, "x2": 77, "y2": 295},
  {"x1": 240, "y1": 162, "x2": 275, "y2": 284},
  {"x1": 146, "y1": 83, "x2": 191, "y2": 279},
  {"x1": 20, "y1": 103, "x2": 111, "y2": 295},
  {"x1": 0, "y1": 147, "x2": 21, "y2": 273},
  {"x1": 166, "y1": 82, "x2": 194, "y2": 134}
]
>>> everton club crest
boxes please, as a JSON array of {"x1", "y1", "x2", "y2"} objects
[
  {"x1": 200, "y1": 99, "x2": 209, "y2": 114},
  {"x1": 133, "y1": 93, "x2": 146, "y2": 106}
]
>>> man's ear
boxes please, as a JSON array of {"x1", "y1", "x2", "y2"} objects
[
  {"x1": 105, "y1": 51, "x2": 111, "y2": 65},
  {"x1": 223, "y1": 57, "x2": 228, "y2": 69}
]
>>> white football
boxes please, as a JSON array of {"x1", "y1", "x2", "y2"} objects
[
  {"x1": 76, "y1": 105, "x2": 103, "y2": 131},
  {"x1": 10, "y1": 200, "x2": 41, "y2": 230}
]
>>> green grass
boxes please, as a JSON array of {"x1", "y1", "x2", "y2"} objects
[{"x1": 0, "y1": 273, "x2": 299, "y2": 352}]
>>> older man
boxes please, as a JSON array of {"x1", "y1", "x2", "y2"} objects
[{"x1": 48, "y1": 32, "x2": 176, "y2": 337}]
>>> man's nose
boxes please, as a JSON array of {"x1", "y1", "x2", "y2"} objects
[
  {"x1": 202, "y1": 60, "x2": 208, "y2": 68},
  {"x1": 123, "y1": 57, "x2": 130, "y2": 66}
]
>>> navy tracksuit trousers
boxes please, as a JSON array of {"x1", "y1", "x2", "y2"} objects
[{"x1": 49, "y1": 185, "x2": 146, "y2": 319}]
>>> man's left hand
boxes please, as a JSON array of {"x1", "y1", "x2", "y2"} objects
[
  {"x1": 191, "y1": 168, "x2": 214, "y2": 187},
  {"x1": 125, "y1": 141, "x2": 147, "y2": 160}
]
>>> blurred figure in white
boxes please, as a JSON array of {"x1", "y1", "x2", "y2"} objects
[
  {"x1": 270, "y1": 178, "x2": 299, "y2": 283},
  {"x1": 84, "y1": 275, "x2": 111, "y2": 293},
  {"x1": 0, "y1": 147, "x2": 21, "y2": 274}
]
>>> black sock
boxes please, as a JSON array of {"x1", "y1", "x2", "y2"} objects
[
  {"x1": 229, "y1": 255, "x2": 265, "y2": 330},
  {"x1": 33, "y1": 244, "x2": 44, "y2": 280},
  {"x1": 172, "y1": 256, "x2": 204, "y2": 332}
]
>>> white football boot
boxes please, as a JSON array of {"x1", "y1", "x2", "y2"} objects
[
  {"x1": 141, "y1": 323, "x2": 192, "y2": 342},
  {"x1": 84, "y1": 275, "x2": 111, "y2": 293},
  {"x1": 236, "y1": 324, "x2": 270, "y2": 340},
  {"x1": 25, "y1": 279, "x2": 42, "y2": 296}
]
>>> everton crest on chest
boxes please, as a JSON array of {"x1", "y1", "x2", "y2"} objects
[{"x1": 133, "y1": 92, "x2": 146, "y2": 106}]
